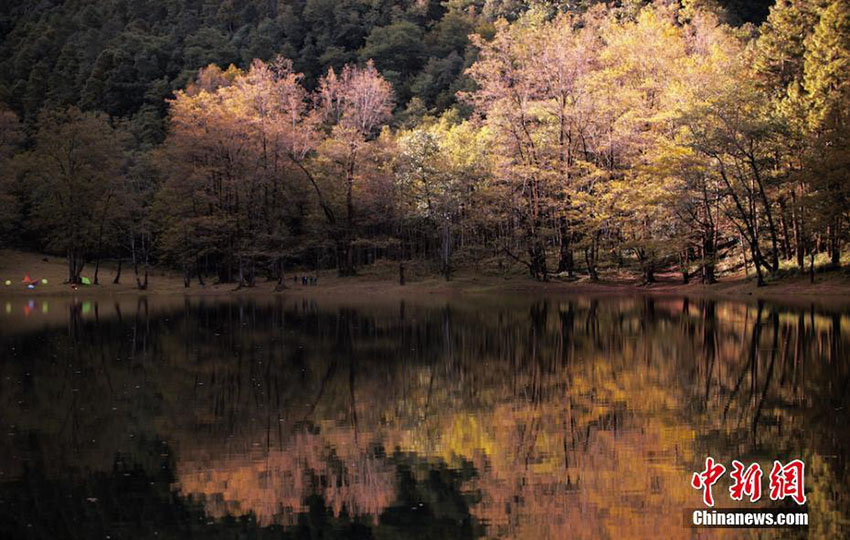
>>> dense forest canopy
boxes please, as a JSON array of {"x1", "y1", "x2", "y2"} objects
[
  {"x1": 1, "y1": 0, "x2": 848, "y2": 288},
  {"x1": 0, "y1": 0, "x2": 773, "y2": 132}
]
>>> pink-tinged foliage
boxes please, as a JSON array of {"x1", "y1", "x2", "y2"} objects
[{"x1": 319, "y1": 60, "x2": 394, "y2": 138}]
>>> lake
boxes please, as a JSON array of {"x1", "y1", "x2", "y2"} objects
[{"x1": 1, "y1": 294, "x2": 848, "y2": 539}]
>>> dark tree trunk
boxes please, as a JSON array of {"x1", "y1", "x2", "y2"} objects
[
  {"x1": 556, "y1": 217, "x2": 574, "y2": 278},
  {"x1": 237, "y1": 256, "x2": 246, "y2": 288},
  {"x1": 67, "y1": 247, "x2": 81, "y2": 284},
  {"x1": 810, "y1": 248, "x2": 816, "y2": 284},
  {"x1": 637, "y1": 248, "x2": 655, "y2": 284},
  {"x1": 339, "y1": 146, "x2": 357, "y2": 277},
  {"x1": 585, "y1": 246, "x2": 598, "y2": 282},
  {"x1": 274, "y1": 257, "x2": 284, "y2": 291},
  {"x1": 793, "y1": 191, "x2": 805, "y2": 270},
  {"x1": 778, "y1": 198, "x2": 792, "y2": 261},
  {"x1": 113, "y1": 258, "x2": 122, "y2": 284},
  {"x1": 132, "y1": 234, "x2": 148, "y2": 290},
  {"x1": 527, "y1": 237, "x2": 547, "y2": 281},
  {"x1": 749, "y1": 157, "x2": 780, "y2": 273},
  {"x1": 830, "y1": 218, "x2": 840, "y2": 266},
  {"x1": 441, "y1": 218, "x2": 451, "y2": 281},
  {"x1": 92, "y1": 193, "x2": 112, "y2": 286},
  {"x1": 702, "y1": 234, "x2": 716, "y2": 284},
  {"x1": 337, "y1": 238, "x2": 355, "y2": 276},
  {"x1": 645, "y1": 260, "x2": 655, "y2": 284},
  {"x1": 66, "y1": 247, "x2": 86, "y2": 284},
  {"x1": 750, "y1": 238, "x2": 765, "y2": 287}
]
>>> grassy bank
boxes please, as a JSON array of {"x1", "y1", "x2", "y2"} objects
[{"x1": 3, "y1": 249, "x2": 850, "y2": 303}]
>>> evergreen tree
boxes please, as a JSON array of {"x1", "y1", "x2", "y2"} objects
[{"x1": 803, "y1": 0, "x2": 850, "y2": 265}]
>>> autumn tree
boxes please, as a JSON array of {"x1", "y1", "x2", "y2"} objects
[
  {"x1": 157, "y1": 59, "x2": 392, "y2": 281},
  {"x1": 802, "y1": 0, "x2": 850, "y2": 266},
  {"x1": 466, "y1": 10, "x2": 598, "y2": 281},
  {"x1": 315, "y1": 61, "x2": 393, "y2": 275},
  {"x1": 157, "y1": 61, "x2": 316, "y2": 287},
  {"x1": 21, "y1": 107, "x2": 125, "y2": 284},
  {"x1": 591, "y1": 4, "x2": 693, "y2": 284},
  {"x1": 753, "y1": 0, "x2": 825, "y2": 270},
  {"x1": 395, "y1": 114, "x2": 492, "y2": 280}
]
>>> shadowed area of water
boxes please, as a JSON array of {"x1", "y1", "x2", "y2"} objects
[{"x1": 0, "y1": 295, "x2": 848, "y2": 539}]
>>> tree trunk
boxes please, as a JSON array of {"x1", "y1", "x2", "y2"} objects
[
  {"x1": 113, "y1": 258, "x2": 122, "y2": 284},
  {"x1": 340, "y1": 145, "x2": 357, "y2": 277},
  {"x1": 197, "y1": 260, "x2": 205, "y2": 287},
  {"x1": 133, "y1": 234, "x2": 148, "y2": 290},
  {"x1": 778, "y1": 198, "x2": 792, "y2": 261},
  {"x1": 92, "y1": 193, "x2": 112, "y2": 286},
  {"x1": 748, "y1": 156, "x2": 780, "y2": 273},
  {"x1": 585, "y1": 246, "x2": 598, "y2": 282},
  {"x1": 337, "y1": 238, "x2": 355, "y2": 276},
  {"x1": 747, "y1": 236, "x2": 765, "y2": 287},
  {"x1": 67, "y1": 247, "x2": 80, "y2": 284},
  {"x1": 556, "y1": 217, "x2": 574, "y2": 278},
  {"x1": 830, "y1": 218, "x2": 840, "y2": 266},
  {"x1": 792, "y1": 191, "x2": 805, "y2": 270},
  {"x1": 702, "y1": 234, "x2": 716, "y2": 284},
  {"x1": 237, "y1": 256, "x2": 246, "y2": 288},
  {"x1": 638, "y1": 248, "x2": 655, "y2": 284},
  {"x1": 810, "y1": 248, "x2": 816, "y2": 284},
  {"x1": 441, "y1": 218, "x2": 451, "y2": 281},
  {"x1": 274, "y1": 257, "x2": 284, "y2": 290},
  {"x1": 76, "y1": 256, "x2": 85, "y2": 283},
  {"x1": 527, "y1": 236, "x2": 547, "y2": 281},
  {"x1": 66, "y1": 247, "x2": 85, "y2": 284},
  {"x1": 131, "y1": 236, "x2": 138, "y2": 284},
  {"x1": 141, "y1": 256, "x2": 148, "y2": 290}
]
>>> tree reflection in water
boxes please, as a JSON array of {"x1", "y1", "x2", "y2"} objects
[{"x1": 0, "y1": 295, "x2": 847, "y2": 539}]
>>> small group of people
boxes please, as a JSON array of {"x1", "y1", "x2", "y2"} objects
[{"x1": 292, "y1": 275, "x2": 318, "y2": 286}]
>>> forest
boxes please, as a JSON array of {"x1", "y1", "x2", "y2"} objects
[{"x1": 0, "y1": 0, "x2": 847, "y2": 288}]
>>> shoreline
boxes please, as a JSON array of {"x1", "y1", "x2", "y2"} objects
[{"x1": 3, "y1": 249, "x2": 850, "y2": 306}]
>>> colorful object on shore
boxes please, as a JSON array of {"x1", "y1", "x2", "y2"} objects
[
  {"x1": 80, "y1": 276, "x2": 92, "y2": 285},
  {"x1": 22, "y1": 274, "x2": 37, "y2": 285}
]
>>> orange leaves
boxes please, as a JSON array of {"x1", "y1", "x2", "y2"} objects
[
  {"x1": 159, "y1": 55, "x2": 396, "y2": 269},
  {"x1": 167, "y1": 55, "x2": 395, "y2": 170}
]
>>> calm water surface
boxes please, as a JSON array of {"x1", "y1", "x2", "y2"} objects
[{"x1": 0, "y1": 294, "x2": 848, "y2": 539}]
